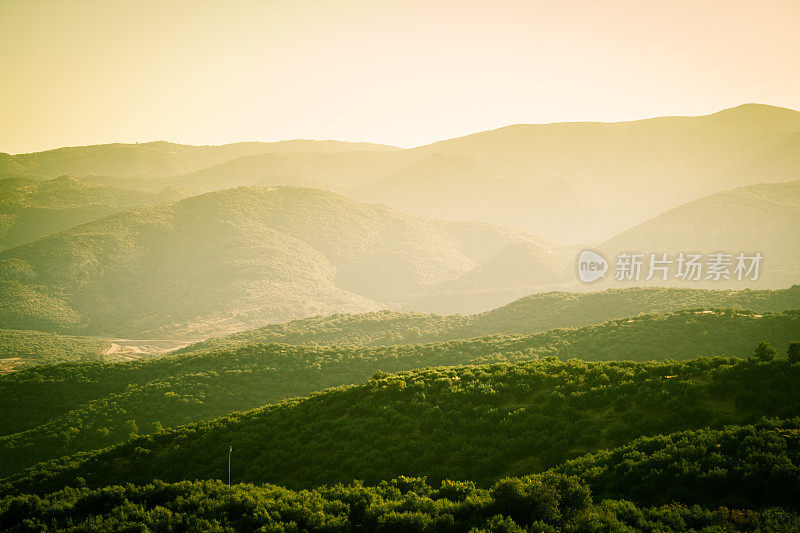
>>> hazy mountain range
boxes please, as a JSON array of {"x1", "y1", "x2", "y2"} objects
[
  {"x1": 0, "y1": 104, "x2": 799, "y2": 336},
  {"x1": 6, "y1": 104, "x2": 797, "y2": 243}
]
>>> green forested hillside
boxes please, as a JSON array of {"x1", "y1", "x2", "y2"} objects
[
  {"x1": 557, "y1": 420, "x2": 800, "y2": 509},
  {"x1": 2, "y1": 309, "x2": 797, "y2": 476},
  {"x1": 0, "y1": 186, "x2": 557, "y2": 337},
  {"x1": 3, "y1": 356, "x2": 799, "y2": 499},
  {"x1": 0, "y1": 176, "x2": 185, "y2": 250},
  {"x1": 177, "y1": 310, "x2": 472, "y2": 351},
  {"x1": 0, "y1": 329, "x2": 110, "y2": 366},
  {"x1": 180, "y1": 286, "x2": 800, "y2": 351}
]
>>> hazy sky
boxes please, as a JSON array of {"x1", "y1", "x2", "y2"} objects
[{"x1": 2, "y1": 0, "x2": 800, "y2": 153}]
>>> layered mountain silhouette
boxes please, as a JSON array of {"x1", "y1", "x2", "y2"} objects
[
  {"x1": 0, "y1": 186, "x2": 560, "y2": 337},
  {"x1": 33, "y1": 104, "x2": 799, "y2": 243}
]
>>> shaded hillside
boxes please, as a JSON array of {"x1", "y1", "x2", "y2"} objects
[
  {"x1": 0, "y1": 186, "x2": 557, "y2": 337},
  {"x1": 0, "y1": 140, "x2": 397, "y2": 180},
  {"x1": 0, "y1": 176, "x2": 185, "y2": 250},
  {"x1": 600, "y1": 180, "x2": 800, "y2": 288},
  {"x1": 181, "y1": 286, "x2": 800, "y2": 350},
  {"x1": 4, "y1": 357, "x2": 799, "y2": 497},
  {"x1": 2, "y1": 309, "x2": 797, "y2": 477}
]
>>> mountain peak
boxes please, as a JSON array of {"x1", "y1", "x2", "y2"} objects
[{"x1": 709, "y1": 103, "x2": 800, "y2": 125}]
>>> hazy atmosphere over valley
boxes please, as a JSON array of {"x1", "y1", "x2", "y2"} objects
[{"x1": 1, "y1": 1, "x2": 800, "y2": 531}]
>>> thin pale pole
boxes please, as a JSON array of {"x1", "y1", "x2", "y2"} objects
[{"x1": 228, "y1": 446, "x2": 232, "y2": 486}]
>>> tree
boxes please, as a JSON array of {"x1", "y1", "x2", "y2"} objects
[
  {"x1": 789, "y1": 343, "x2": 800, "y2": 364},
  {"x1": 122, "y1": 419, "x2": 139, "y2": 439},
  {"x1": 753, "y1": 342, "x2": 778, "y2": 362}
]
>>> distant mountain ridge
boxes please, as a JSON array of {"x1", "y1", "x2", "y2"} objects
[
  {"x1": 55, "y1": 103, "x2": 800, "y2": 243},
  {"x1": 2, "y1": 179, "x2": 798, "y2": 336},
  {"x1": 0, "y1": 140, "x2": 398, "y2": 180}
]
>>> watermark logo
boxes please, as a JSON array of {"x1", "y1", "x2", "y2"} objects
[
  {"x1": 578, "y1": 250, "x2": 608, "y2": 283},
  {"x1": 576, "y1": 251, "x2": 763, "y2": 282}
]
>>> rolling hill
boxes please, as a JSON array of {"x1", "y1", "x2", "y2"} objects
[
  {"x1": 598, "y1": 180, "x2": 800, "y2": 288},
  {"x1": 3, "y1": 356, "x2": 799, "y2": 498},
  {"x1": 0, "y1": 176, "x2": 186, "y2": 251},
  {"x1": 179, "y1": 286, "x2": 800, "y2": 351},
  {"x1": 1, "y1": 308, "x2": 797, "y2": 477},
  {"x1": 0, "y1": 186, "x2": 561, "y2": 337}
]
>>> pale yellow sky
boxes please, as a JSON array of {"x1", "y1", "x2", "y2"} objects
[{"x1": 2, "y1": 0, "x2": 800, "y2": 154}]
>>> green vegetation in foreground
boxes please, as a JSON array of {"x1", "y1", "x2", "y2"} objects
[
  {"x1": 557, "y1": 420, "x2": 800, "y2": 509},
  {"x1": 1, "y1": 309, "x2": 798, "y2": 477},
  {"x1": 0, "y1": 329, "x2": 110, "y2": 366},
  {"x1": 179, "y1": 286, "x2": 800, "y2": 352},
  {"x1": 3, "y1": 458, "x2": 800, "y2": 531},
  {"x1": 4, "y1": 355, "x2": 800, "y2": 498}
]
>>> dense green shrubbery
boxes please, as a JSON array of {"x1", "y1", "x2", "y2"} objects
[
  {"x1": 4, "y1": 474, "x2": 788, "y2": 533},
  {"x1": 177, "y1": 310, "x2": 473, "y2": 351},
  {"x1": 4, "y1": 356, "x2": 800, "y2": 498},
  {"x1": 3, "y1": 422, "x2": 800, "y2": 531},
  {"x1": 2, "y1": 310, "x2": 798, "y2": 478},
  {"x1": 558, "y1": 419, "x2": 800, "y2": 509}
]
